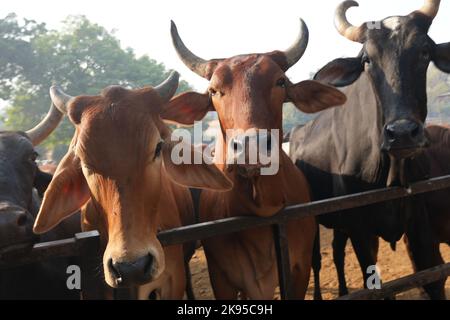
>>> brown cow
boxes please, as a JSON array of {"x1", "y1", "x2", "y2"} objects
[
  {"x1": 32, "y1": 72, "x2": 232, "y2": 299},
  {"x1": 163, "y1": 20, "x2": 346, "y2": 299},
  {"x1": 405, "y1": 125, "x2": 450, "y2": 264}
]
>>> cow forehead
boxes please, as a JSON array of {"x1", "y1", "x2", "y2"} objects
[
  {"x1": 368, "y1": 16, "x2": 428, "y2": 48},
  {"x1": 100, "y1": 85, "x2": 129, "y2": 100},
  {"x1": 74, "y1": 98, "x2": 161, "y2": 172},
  {"x1": 0, "y1": 132, "x2": 33, "y2": 153},
  {"x1": 212, "y1": 55, "x2": 283, "y2": 87}
]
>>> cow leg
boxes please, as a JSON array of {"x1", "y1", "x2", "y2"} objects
[
  {"x1": 404, "y1": 236, "x2": 445, "y2": 300},
  {"x1": 184, "y1": 260, "x2": 196, "y2": 300},
  {"x1": 404, "y1": 200, "x2": 446, "y2": 300},
  {"x1": 207, "y1": 258, "x2": 239, "y2": 300},
  {"x1": 332, "y1": 230, "x2": 349, "y2": 296},
  {"x1": 350, "y1": 234, "x2": 378, "y2": 289},
  {"x1": 312, "y1": 227, "x2": 322, "y2": 300},
  {"x1": 404, "y1": 226, "x2": 446, "y2": 299}
]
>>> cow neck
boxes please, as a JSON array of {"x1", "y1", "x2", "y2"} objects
[
  {"x1": 213, "y1": 129, "x2": 309, "y2": 218},
  {"x1": 335, "y1": 72, "x2": 388, "y2": 185}
]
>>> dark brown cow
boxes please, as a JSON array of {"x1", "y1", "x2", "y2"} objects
[
  {"x1": 163, "y1": 20, "x2": 346, "y2": 299},
  {"x1": 406, "y1": 125, "x2": 450, "y2": 257},
  {"x1": 33, "y1": 72, "x2": 232, "y2": 299}
]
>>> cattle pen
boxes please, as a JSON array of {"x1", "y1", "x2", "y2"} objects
[{"x1": 1, "y1": 176, "x2": 450, "y2": 300}]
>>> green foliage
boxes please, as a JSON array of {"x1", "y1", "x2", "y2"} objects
[
  {"x1": 282, "y1": 103, "x2": 315, "y2": 135},
  {"x1": 0, "y1": 14, "x2": 191, "y2": 159}
]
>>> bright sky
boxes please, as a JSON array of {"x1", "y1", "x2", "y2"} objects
[{"x1": 1, "y1": 0, "x2": 449, "y2": 91}]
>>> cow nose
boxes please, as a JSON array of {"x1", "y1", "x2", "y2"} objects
[
  {"x1": 382, "y1": 120, "x2": 427, "y2": 155},
  {"x1": 14, "y1": 212, "x2": 28, "y2": 227},
  {"x1": 0, "y1": 205, "x2": 32, "y2": 228},
  {"x1": 108, "y1": 254, "x2": 155, "y2": 287},
  {"x1": 0, "y1": 204, "x2": 36, "y2": 248}
]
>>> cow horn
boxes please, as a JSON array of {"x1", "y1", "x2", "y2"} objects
[
  {"x1": 155, "y1": 71, "x2": 180, "y2": 102},
  {"x1": 25, "y1": 103, "x2": 64, "y2": 146},
  {"x1": 335, "y1": 1, "x2": 367, "y2": 43},
  {"x1": 171, "y1": 21, "x2": 213, "y2": 79},
  {"x1": 49, "y1": 85, "x2": 73, "y2": 114},
  {"x1": 283, "y1": 18, "x2": 309, "y2": 69},
  {"x1": 416, "y1": 0, "x2": 440, "y2": 20}
]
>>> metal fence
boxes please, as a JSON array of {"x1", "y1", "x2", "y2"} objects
[{"x1": 1, "y1": 175, "x2": 450, "y2": 300}]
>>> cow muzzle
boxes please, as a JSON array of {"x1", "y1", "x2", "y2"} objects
[
  {"x1": 0, "y1": 203, "x2": 36, "y2": 250},
  {"x1": 381, "y1": 119, "x2": 429, "y2": 159},
  {"x1": 107, "y1": 254, "x2": 158, "y2": 288},
  {"x1": 226, "y1": 130, "x2": 280, "y2": 177}
]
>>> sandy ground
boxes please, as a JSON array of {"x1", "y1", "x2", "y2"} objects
[{"x1": 189, "y1": 226, "x2": 449, "y2": 300}]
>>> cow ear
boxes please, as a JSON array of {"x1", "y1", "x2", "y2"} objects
[
  {"x1": 314, "y1": 57, "x2": 364, "y2": 87},
  {"x1": 161, "y1": 92, "x2": 213, "y2": 125},
  {"x1": 287, "y1": 80, "x2": 347, "y2": 114},
  {"x1": 433, "y1": 43, "x2": 450, "y2": 73},
  {"x1": 33, "y1": 170, "x2": 53, "y2": 198},
  {"x1": 33, "y1": 151, "x2": 90, "y2": 234},
  {"x1": 161, "y1": 141, "x2": 232, "y2": 191}
]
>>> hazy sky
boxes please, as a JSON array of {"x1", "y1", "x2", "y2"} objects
[{"x1": 1, "y1": 0, "x2": 449, "y2": 91}]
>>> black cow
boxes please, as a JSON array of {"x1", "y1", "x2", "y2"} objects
[
  {"x1": 290, "y1": 0, "x2": 450, "y2": 300},
  {"x1": 0, "y1": 103, "x2": 80, "y2": 299}
]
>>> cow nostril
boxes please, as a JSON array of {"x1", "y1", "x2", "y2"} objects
[
  {"x1": 16, "y1": 214, "x2": 28, "y2": 227},
  {"x1": 385, "y1": 126, "x2": 396, "y2": 140},
  {"x1": 411, "y1": 125, "x2": 420, "y2": 138},
  {"x1": 109, "y1": 258, "x2": 122, "y2": 283},
  {"x1": 143, "y1": 254, "x2": 154, "y2": 276}
]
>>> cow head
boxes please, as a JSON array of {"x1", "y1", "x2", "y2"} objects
[
  {"x1": 315, "y1": 0, "x2": 450, "y2": 162},
  {"x1": 0, "y1": 104, "x2": 63, "y2": 249},
  {"x1": 164, "y1": 20, "x2": 346, "y2": 179},
  {"x1": 33, "y1": 72, "x2": 232, "y2": 288}
]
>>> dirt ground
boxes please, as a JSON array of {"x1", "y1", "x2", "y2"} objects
[{"x1": 189, "y1": 226, "x2": 450, "y2": 300}]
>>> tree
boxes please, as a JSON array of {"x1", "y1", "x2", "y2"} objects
[{"x1": 0, "y1": 14, "x2": 191, "y2": 160}]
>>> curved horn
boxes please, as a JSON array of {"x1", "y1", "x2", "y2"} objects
[
  {"x1": 335, "y1": 1, "x2": 367, "y2": 43},
  {"x1": 155, "y1": 71, "x2": 180, "y2": 102},
  {"x1": 416, "y1": 0, "x2": 440, "y2": 20},
  {"x1": 284, "y1": 18, "x2": 310, "y2": 69},
  {"x1": 49, "y1": 85, "x2": 73, "y2": 114},
  {"x1": 26, "y1": 103, "x2": 64, "y2": 146},
  {"x1": 170, "y1": 20, "x2": 213, "y2": 79}
]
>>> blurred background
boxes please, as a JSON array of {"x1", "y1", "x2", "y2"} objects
[{"x1": 0, "y1": 0, "x2": 449, "y2": 161}]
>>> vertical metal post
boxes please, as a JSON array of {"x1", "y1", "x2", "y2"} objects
[
  {"x1": 76, "y1": 231, "x2": 105, "y2": 300},
  {"x1": 273, "y1": 222, "x2": 292, "y2": 300}
]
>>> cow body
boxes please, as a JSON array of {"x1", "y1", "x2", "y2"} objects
[
  {"x1": 81, "y1": 170, "x2": 194, "y2": 299},
  {"x1": 199, "y1": 151, "x2": 315, "y2": 299},
  {"x1": 403, "y1": 125, "x2": 450, "y2": 272},
  {"x1": 290, "y1": 0, "x2": 450, "y2": 300},
  {"x1": 423, "y1": 128, "x2": 450, "y2": 243}
]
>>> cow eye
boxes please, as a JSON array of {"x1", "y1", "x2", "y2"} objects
[
  {"x1": 208, "y1": 88, "x2": 218, "y2": 97},
  {"x1": 154, "y1": 141, "x2": 163, "y2": 158},
  {"x1": 362, "y1": 54, "x2": 371, "y2": 65},
  {"x1": 276, "y1": 78, "x2": 286, "y2": 88},
  {"x1": 29, "y1": 152, "x2": 38, "y2": 163},
  {"x1": 421, "y1": 49, "x2": 430, "y2": 61}
]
